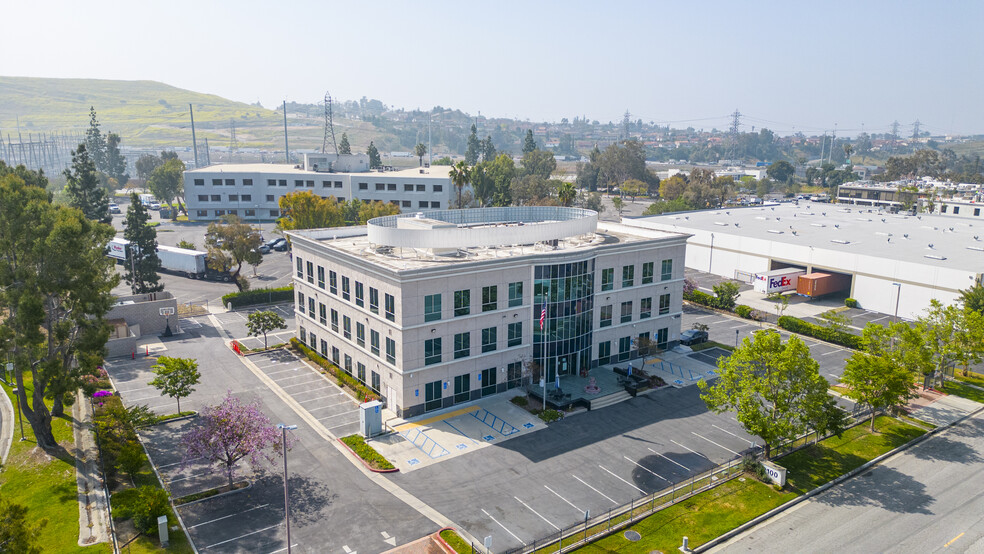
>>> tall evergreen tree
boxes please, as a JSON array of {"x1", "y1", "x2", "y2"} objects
[
  {"x1": 522, "y1": 129, "x2": 537, "y2": 154},
  {"x1": 482, "y1": 135, "x2": 496, "y2": 162},
  {"x1": 123, "y1": 193, "x2": 163, "y2": 293},
  {"x1": 85, "y1": 106, "x2": 107, "y2": 172},
  {"x1": 338, "y1": 133, "x2": 352, "y2": 155},
  {"x1": 65, "y1": 144, "x2": 111, "y2": 223},
  {"x1": 465, "y1": 124, "x2": 480, "y2": 165},
  {"x1": 366, "y1": 141, "x2": 382, "y2": 169},
  {"x1": 105, "y1": 132, "x2": 129, "y2": 186}
]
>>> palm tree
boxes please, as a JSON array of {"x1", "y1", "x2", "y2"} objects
[
  {"x1": 558, "y1": 182, "x2": 576, "y2": 207},
  {"x1": 843, "y1": 143, "x2": 853, "y2": 163},
  {"x1": 414, "y1": 143, "x2": 427, "y2": 167},
  {"x1": 449, "y1": 161, "x2": 469, "y2": 209}
]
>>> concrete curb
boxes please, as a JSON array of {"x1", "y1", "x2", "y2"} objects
[
  {"x1": 433, "y1": 527, "x2": 460, "y2": 553},
  {"x1": 696, "y1": 404, "x2": 984, "y2": 553},
  {"x1": 0, "y1": 383, "x2": 15, "y2": 464},
  {"x1": 174, "y1": 481, "x2": 253, "y2": 507},
  {"x1": 337, "y1": 438, "x2": 399, "y2": 473}
]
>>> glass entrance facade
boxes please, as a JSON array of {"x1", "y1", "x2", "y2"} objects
[{"x1": 533, "y1": 260, "x2": 595, "y2": 382}]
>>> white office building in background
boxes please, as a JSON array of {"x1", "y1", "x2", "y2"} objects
[{"x1": 286, "y1": 207, "x2": 689, "y2": 418}]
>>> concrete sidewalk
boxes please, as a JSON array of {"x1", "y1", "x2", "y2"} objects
[{"x1": 72, "y1": 393, "x2": 110, "y2": 547}]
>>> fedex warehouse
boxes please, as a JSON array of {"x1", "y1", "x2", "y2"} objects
[{"x1": 625, "y1": 202, "x2": 984, "y2": 320}]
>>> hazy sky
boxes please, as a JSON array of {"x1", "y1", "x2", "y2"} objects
[{"x1": 5, "y1": 1, "x2": 983, "y2": 136}]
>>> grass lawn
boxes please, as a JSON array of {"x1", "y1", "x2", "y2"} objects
[
  {"x1": 954, "y1": 370, "x2": 984, "y2": 388},
  {"x1": 941, "y1": 380, "x2": 984, "y2": 404},
  {"x1": 439, "y1": 529, "x2": 472, "y2": 553},
  {"x1": 830, "y1": 385, "x2": 850, "y2": 395},
  {"x1": 0, "y1": 379, "x2": 111, "y2": 553},
  {"x1": 575, "y1": 415, "x2": 924, "y2": 553},
  {"x1": 692, "y1": 340, "x2": 735, "y2": 352}
]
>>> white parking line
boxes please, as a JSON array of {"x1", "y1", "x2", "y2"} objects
[
  {"x1": 298, "y1": 392, "x2": 341, "y2": 403},
  {"x1": 481, "y1": 508, "x2": 526, "y2": 546},
  {"x1": 263, "y1": 367, "x2": 301, "y2": 375},
  {"x1": 307, "y1": 401, "x2": 350, "y2": 412},
  {"x1": 572, "y1": 474, "x2": 618, "y2": 505},
  {"x1": 599, "y1": 465, "x2": 646, "y2": 494},
  {"x1": 696, "y1": 314, "x2": 720, "y2": 320},
  {"x1": 515, "y1": 497, "x2": 560, "y2": 531},
  {"x1": 188, "y1": 504, "x2": 271, "y2": 529},
  {"x1": 125, "y1": 394, "x2": 165, "y2": 403},
  {"x1": 117, "y1": 385, "x2": 156, "y2": 394},
  {"x1": 279, "y1": 379, "x2": 325, "y2": 389},
  {"x1": 821, "y1": 350, "x2": 843, "y2": 356},
  {"x1": 712, "y1": 425, "x2": 754, "y2": 446},
  {"x1": 623, "y1": 456, "x2": 668, "y2": 481},
  {"x1": 544, "y1": 485, "x2": 582, "y2": 513},
  {"x1": 274, "y1": 373, "x2": 318, "y2": 382},
  {"x1": 829, "y1": 373, "x2": 840, "y2": 379},
  {"x1": 291, "y1": 385, "x2": 334, "y2": 396},
  {"x1": 158, "y1": 457, "x2": 201, "y2": 469},
  {"x1": 692, "y1": 432, "x2": 741, "y2": 456},
  {"x1": 647, "y1": 448, "x2": 691, "y2": 472},
  {"x1": 264, "y1": 543, "x2": 299, "y2": 554},
  {"x1": 204, "y1": 523, "x2": 282, "y2": 549},
  {"x1": 317, "y1": 411, "x2": 356, "y2": 421},
  {"x1": 325, "y1": 419, "x2": 359, "y2": 431},
  {"x1": 670, "y1": 439, "x2": 711, "y2": 460}
]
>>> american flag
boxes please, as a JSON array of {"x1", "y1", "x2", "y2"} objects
[{"x1": 539, "y1": 302, "x2": 547, "y2": 330}]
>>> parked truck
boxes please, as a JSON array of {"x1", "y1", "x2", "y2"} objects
[
  {"x1": 752, "y1": 268, "x2": 806, "y2": 294},
  {"x1": 106, "y1": 238, "x2": 231, "y2": 281},
  {"x1": 796, "y1": 272, "x2": 852, "y2": 298}
]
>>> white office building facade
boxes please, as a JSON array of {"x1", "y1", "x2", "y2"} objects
[{"x1": 287, "y1": 207, "x2": 688, "y2": 418}]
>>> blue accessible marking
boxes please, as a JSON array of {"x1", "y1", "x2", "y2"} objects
[
  {"x1": 456, "y1": 443, "x2": 468, "y2": 450},
  {"x1": 408, "y1": 458, "x2": 420, "y2": 466},
  {"x1": 674, "y1": 379, "x2": 684, "y2": 385},
  {"x1": 706, "y1": 370, "x2": 716, "y2": 375},
  {"x1": 523, "y1": 422, "x2": 535, "y2": 429},
  {"x1": 483, "y1": 435, "x2": 495, "y2": 442}
]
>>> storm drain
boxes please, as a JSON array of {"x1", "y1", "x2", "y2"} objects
[{"x1": 624, "y1": 530, "x2": 642, "y2": 542}]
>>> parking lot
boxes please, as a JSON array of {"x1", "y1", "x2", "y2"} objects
[{"x1": 211, "y1": 303, "x2": 296, "y2": 345}]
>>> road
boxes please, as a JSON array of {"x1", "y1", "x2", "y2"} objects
[{"x1": 713, "y1": 409, "x2": 984, "y2": 554}]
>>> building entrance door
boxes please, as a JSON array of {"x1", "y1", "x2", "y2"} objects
[{"x1": 424, "y1": 380, "x2": 442, "y2": 412}]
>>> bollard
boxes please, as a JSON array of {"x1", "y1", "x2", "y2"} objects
[
  {"x1": 131, "y1": 350, "x2": 135, "y2": 360},
  {"x1": 157, "y1": 515, "x2": 169, "y2": 547},
  {"x1": 145, "y1": 345, "x2": 149, "y2": 357}
]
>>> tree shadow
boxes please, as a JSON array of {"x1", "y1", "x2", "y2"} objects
[
  {"x1": 812, "y1": 465, "x2": 933, "y2": 514},
  {"x1": 251, "y1": 473, "x2": 338, "y2": 527},
  {"x1": 628, "y1": 452, "x2": 719, "y2": 491}
]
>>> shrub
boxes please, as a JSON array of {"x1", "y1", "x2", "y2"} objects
[
  {"x1": 538, "y1": 409, "x2": 562, "y2": 423},
  {"x1": 777, "y1": 315, "x2": 862, "y2": 349},
  {"x1": 734, "y1": 304, "x2": 753, "y2": 319},
  {"x1": 112, "y1": 486, "x2": 170, "y2": 534},
  {"x1": 222, "y1": 285, "x2": 294, "y2": 309},
  {"x1": 291, "y1": 339, "x2": 379, "y2": 402},
  {"x1": 341, "y1": 435, "x2": 395, "y2": 470},
  {"x1": 686, "y1": 290, "x2": 715, "y2": 307},
  {"x1": 845, "y1": 298, "x2": 858, "y2": 308},
  {"x1": 712, "y1": 281, "x2": 741, "y2": 311},
  {"x1": 510, "y1": 396, "x2": 529, "y2": 407}
]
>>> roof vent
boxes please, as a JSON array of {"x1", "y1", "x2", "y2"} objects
[
  {"x1": 831, "y1": 239, "x2": 850, "y2": 244},
  {"x1": 925, "y1": 254, "x2": 947, "y2": 260}
]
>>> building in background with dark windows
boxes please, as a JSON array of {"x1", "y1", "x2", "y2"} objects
[{"x1": 287, "y1": 207, "x2": 688, "y2": 418}]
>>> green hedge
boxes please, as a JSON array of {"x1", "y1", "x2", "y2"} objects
[
  {"x1": 341, "y1": 435, "x2": 395, "y2": 470},
  {"x1": 845, "y1": 298, "x2": 858, "y2": 308},
  {"x1": 685, "y1": 290, "x2": 715, "y2": 307},
  {"x1": 734, "y1": 304, "x2": 753, "y2": 318},
  {"x1": 291, "y1": 338, "x2": 379, "y2": 402},
  {"x1": 222, "y1": 285, "x2": 294, "y2": 309},
  {"x1": 777, "y1": 315, "x2": 862, "y2": 349}
]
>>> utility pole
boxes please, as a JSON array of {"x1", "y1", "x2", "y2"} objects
[
  {"x1": 890, "y1": 120, "x2": 900, "y2": 153},
  {"x1": 190, "y1": 104, "x2": 199, "y2": 169},
  {"x1": 276, "y1": 424, "x2": 297, "y2": 553},
  {"x1": 283, "y1": 100, "x2": 290, "y2": 164}
]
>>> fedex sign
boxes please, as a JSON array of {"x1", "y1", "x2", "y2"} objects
[{"x1": 770, "y1": 276, "x2": 793, "y2": 289}]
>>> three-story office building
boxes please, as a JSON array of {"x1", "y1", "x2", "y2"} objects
[{"x1": 287, "y1": 207, "x2": 688, "y2": 417}]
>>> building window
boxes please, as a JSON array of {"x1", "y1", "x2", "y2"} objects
[
  {"x1": 507, "y1": 362, "x2": 522, "y2": 389},
  {"x1": 453, "y1": 332, "x2": 470, "y2": 359},
  {"x1": 306, "y1": 261, "x2": 314, "y2": 284},
  {"x1": 375, "y1": 183, "x2": 385, "y2": 191},
  {"x1": 371, "y1": 371, "x2": 380, "y2": 392},
  {"x1": 508, "y1": 322, "x2": 522, "y2": 347},
  {"x1": 343, "y1": 316, "x2": 351, "y2": 339},
  {"x1": 341, "y1": 276, "x2": 350, "y2": 301},
  {"x1": 225, "y1": 179, "x2": 235, "y2": 187},
  {"x1": 241, "y1": 194, "x2": 252, "y2": 202},
  {"x1": 600, "y1": 305, "x2": 613, "y2": 327},
  {"x1": 482, "y1": 327, "x2": 497, "y2": 353},
  {"x1": 622, "y1": 265, "x2": 635, "y2": 288},
  {"x1": 296, "y1": 257, "x2": 303, "y2": 278},
  {"x1": 214, "y1": 209, "x2": 226, "y2": 216},
  {"x1": 387, "y1": 183, "x2": 396, "y2": 191},
  {"x1": 954, "y1": 206, "x2": 960, "y2": 215},
  {"x1": 309, "y1": 331, "x2": 317, "y2": 350},
  {"x1": 454, "y1": 290, "x2": 470, "y2": 317},
  {"x1": 424, "y1": 293, "x2": 442, "y2": 322},
  {"x1": 453, "y1": 374, "x2": 470, "y2": 404},
  {"x1": 431, "y1": 202, "x2": 440, "y2": 208},
  {"x1": 482, "y1": 285, "x2": 498, "y2": 312},
  {"x1": 370, "y1": 330, "x2": 380, "y2": 356},
  {"x1": 598, "y1": 341, "x2": 611, "y2": 364},
  {"x1": 385, "y1": 294, "x2": 395, "y2": 321},
  {"x1": 640, "y1": 297, "x2": 652, "y2": 319},
  {"x1": 317, "y1": 266, "x2": 325, "y2": 289},
  {"x1": 198, "y1": 195, "x2": 209, "y2": 202},
  {"x1": 659, "y1": 293, "x2": 671, "y2": 315},
  {"x1": 299, "y1": 326, "x2": 306, "y2": 343},
  {"x1": 244, "y1": 209, "x2": 255, "y2": 217},
  {"x1": 657, "y1": 327, "x2": 668, "y2": 349},
  {"x1": 621, "y1": 301, "x2": 632, "y2": 323},
  {"x1": 975, "y1": 208, "x2": 981, "y2": 217},
  {"x1": 404, "y1": 184, "x2": 414, "y2": 192},
  {"x1": 433, "y1": 184, "x2": 443, "y2": 192},
  {"x1": 356, "y1": 323, "x2": 365, "y2": 347},
  {"x1": 330, "y1": 309, "x2": 339, "y2": 333},
  {"x1": 319, "y1": 303, "x2": 327, "y2": 326},
  {"x1": 642, "y1": 262, "x2": 654, "y2": 284},
  {"x1": 402, "y1": 200, "x2": 411, "y2": 207},
  {"x1": 269, "y1": 209, "x2": 280, "y2": 217},
  {"x1": 601, "y1": 268, "x2": 614, "y2": 291},
  {"x1": 227, "y1": 210, "x2": 236, "y2": 216},
  {"x1": 424, "y1": 339, "x2": 442, "y2": 365},
  {"x1": 243, "y1": 179, "x2": 252, "y2": 186},
  {"x1": 212, "y1": 179, "x2": 222, "y2": 186},
  {"x1": 194, "y1": 178, "x2": 204, "y2": 186},
  {"x1": 308, "y1": 297, "x2": 315, "y2": 318},
  {"x1": 306, "y1": 180, "x2": 315, "y2": 188},
  {"x1": 385, "y1": 337, "x2": 396, "y2": 364},
  {"x1": 661, "y1": 259, "x2": 673, "y2": 281},
  {"x1": 297, "y1": 291, "x2": 304, "y2": 313},
  {"x1": 211, "y1": 195, "x2": 221, "y2": 201},
  {"x1": 332, "y1": 347, "x2": 340, "y2": 364},
  {"x1": 266, "y1": 194, "x2": 275, "y2": 202},
  {"x1": 355, "y1": 282, "x2": 364, "y2": 307},
  {"x1": 357, "y1": 362, "x2": 366, "y2": 383},
  {"x1": 481, "y1": 367, "x2": 497, "y2": 396},
  {"x1": 322, "y1": 181, "x2": 331, "y2": 188},
  {"x1": 329, "y1": 271, "x2": 337, "y2": 295},
  {"x1": 419, "y1": 201, "x2": 429, "y2": 208},
  {"x1": 508, "y1": 282, "x2": 523, "y2": 307},
  {"x1": 320, "y1": 339, "x2": 327, "y2": 358},
  {"x1": 369, "y1": 288, "x2": 379, "y2": 314},
  {"x1": 359, "y1": 182, "x2": 368, "y2": 190},
  {"x1": 619, "y1": 336, "x2": 631, "y2": 361},
  {"x1": 334, "y1": 181, "x2": 342, "y2": 188},
  {"x1": 279, "y1": 179, "x2": 287, "y2": 187},
  {"x1": 196, "y1": 210, "x2": 207, "y2": 217},
  {"x1": 295, "y1": 180, "x2": 304, "y2": 187},
  {"x1": 344, "y1": 354, "x2": 352, "y2": 374},
  {"x1": 416, "y1": 184, "x2": 426, "y2": 192},
  {"x1": 268, "y1": 179, "x2": 277, "y2": 186}
]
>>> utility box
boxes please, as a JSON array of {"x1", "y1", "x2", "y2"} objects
[{"x1": 359, "y1": 400, "x2": 383, "y2": 437}]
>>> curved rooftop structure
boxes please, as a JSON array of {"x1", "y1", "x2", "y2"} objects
[{"x1": 366, "y1": 207, "x2": 598, "y2": 250}]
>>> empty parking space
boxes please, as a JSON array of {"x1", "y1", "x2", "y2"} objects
[{"x1": 105, "y1": 357, "x2": 196, "y2": 413}]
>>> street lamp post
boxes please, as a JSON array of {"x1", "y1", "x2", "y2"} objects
[
  {"x1": 735, "y1": 329, "x2": 739, "y2": 347},
  {"x1": 277, "y1": 424, "x2": 297, "y2": 553},
  {"x1": 11, "y1": 387, "x2": 25, "y2": 441},
  {"x1": 129, "y1": 244, "x2": 138, "y2": 294},
  {"x1": 892, "y1": 282, "x2": 902, "y2": 323}
]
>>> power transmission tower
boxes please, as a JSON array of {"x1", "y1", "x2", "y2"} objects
[
  {"x1": 727, "y1": 108, "x2": 742, "y2": 163},
  {"x1": 322, "y1": 91, "x2": 338, "y2": 155},
  {"x1": 229, "y1": 119, "x2": 238, "y2": 162},
  {"x1": 890, "y1": 120, "x2": 900, "y2": 152},
  {"x1": 911, "y1": 120, "x2": 921, "y2": 140}
]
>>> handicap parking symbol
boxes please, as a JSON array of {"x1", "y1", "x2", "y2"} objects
[
  {"x1": 523, "y1": 422, "x2": 535, "y2": 429},
  {"x1": 706, "y1": 370, "x2": 716, "y2": 375},
  {"x1": 483, "y1": 435, "x2": 495, "y2": 442},
  {"x1": 456, "y1": 443, "x2": 468, "y2": 450},
  {"x1": 674, "y1": 379, "x2": 684, "y2": 385},
  {"x1": 407, "y1": 458, "x2": 420, "y2": 466}
]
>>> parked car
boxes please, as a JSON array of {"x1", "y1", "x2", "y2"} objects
[
  {"x1": 680, "y1": 329, "x2": 709, "y2": 346},
  {"x1": 147, "y1": 201, "x2": 161, "y2": 210},
  {"x1": 268, "y1": 238, "x2": 288, "y2": 251},
  {"x1": 108, "y1": 203, "x2": 121, "y2": 214},
  {"x1": 257, "y1": 243, "x2": 272, "y2": 254}
]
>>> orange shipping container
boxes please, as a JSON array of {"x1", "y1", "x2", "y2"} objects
[{"x1": 796, "y1": 272, "x2": 852, "y2": 297}]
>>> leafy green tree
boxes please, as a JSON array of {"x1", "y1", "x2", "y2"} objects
[
  {"x1": 712, "y1": 281, "x2": 741, "y2": 311},
  {"x1": 277, "y1": 190, "x2": 345, "y2": 230},
  {"x1": 205, "y1": 215, "x2": 263, "y2": 291},
  {"x1": 0, "y1": 160, "x2": 50, "y2": 189},
  {"x1": 521, "y1": 149, "x2": 556, "y2": 179},
  {"x1": 599, "y1": 139, "x2": 653, "y2": 194},
  {"x1": 916, "y1": 300, "x2": 984, "y2": 388},
  {"x1": 246, "y1": 310, "x2": 288, "y2": 348},
  {"x1": 487, "y1": 154, "x2": 515, "y2": 207},
  {"x1": 766, "y1": 160, "x2": 794, "y2": 183},
  {"x1": 128, "y1": 486, "x2": 171, "y2": 534},
  {"x1": 431, "y1": 156, "x2": 453, "y2": 166},
  {"x1": 481, "y1": 135, "x2": 496, "y2": 162},
  {"x1": 449, "y1": 161, "x2": 470, "y2": 209},
  {"x1": 176, "y1": 240, "x2": 196, "y2": 250},
  {"x1": 522, "y1": 129, "x2": 537, "y2": 154},
  {"x1": 658, "y1": 175, "x2": 688, "y2": 201},
  {"x1": 0, "y1": 494, "x2": 46, "y2": 554},
  {"x1": 414, "y1": 142, "x2": 427, "y2": 167},
  {"x1": 816, "y1": 310, "x2": 851, "y2": 335},
  {"x1": 366, "y1": 141, "x2": 382, "y2": 169},
  {"x1": 959, "y1": 284, "x2": 984, "y2": 316},
  {"x1": 578, "y1": 191, "x2": 605, "y2": 213},
  {"x1": 116, "y1": 440, "x2": 147, "y2": 486},
  {"x1": 123, "y1": 192, "x2": 163, "y2": 293},
  {"x1": 842, "y1": 323, "x2": 920, "y2": 431},
  {"x1": 699, "y1": 330, "x2": 837, "y2": 458},
  {"x1": 855, "y1": 132, "x2": 872, "y2": 163},
  {"x1": 465, "y1": 124, "x2": 480, "y2": 165},
  {"x1": 557, "y1": 181, "x2": 576, "y2": 207},
  {"x1": 149, "y1": 356, "x2": 201, "y2": 414},
  {"x1": 135, "y1": 153, "x2": 163, "y2": 181},
  {"x1": 0, "y1": 173, "x2": 117, "y2": 447},
  {"x1": 65, "y1": 144, "x2": 111, "y2": 223},
  {"x1": 356, "y1": 199, "x2": 400, "y2": 223},
  {"x1": 612, "y1": 196, "x2": 623, "y2": 216},
  {"x1": 147, "y1": 158, "x2": 186, "y2": 219},
  {"x1": 338, "y1": 132, "x2": 352, "y2": 154},
  {"x1": 85, "y1": 106, "x2": 107, "y2": 172},
  {"x1": 643, "y1": 197, "x2": 693, "y2": 215},
  {"x1": 621, "y1": 178, "x2": 647, "y2": 200},
  {"x1": 105, "y1": 132, "x2": 128, "y2": 186}
]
